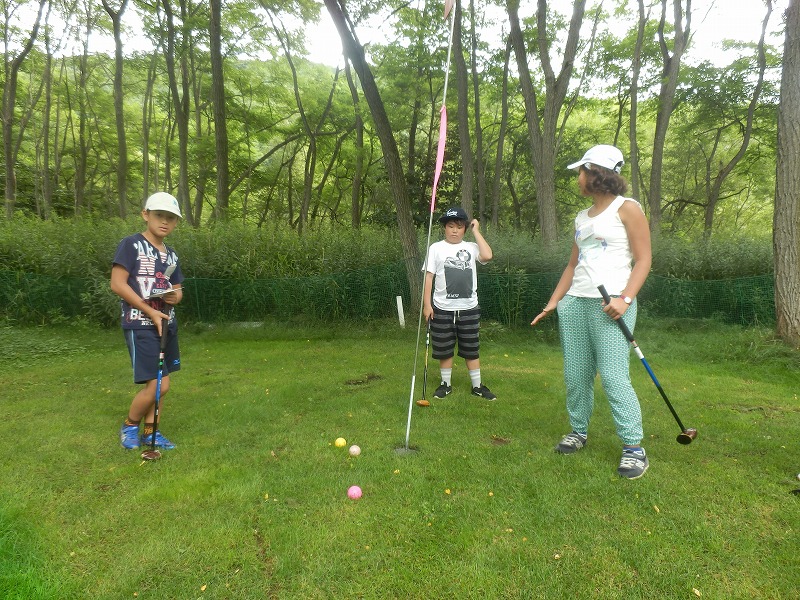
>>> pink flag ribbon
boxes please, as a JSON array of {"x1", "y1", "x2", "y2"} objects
[{"x1": 429, "y1": 105, "x2": 447, "y2": 212}]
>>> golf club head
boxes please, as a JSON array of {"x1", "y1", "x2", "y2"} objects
[
  {"x1": 416, "y1": 399, "x2": 430, "y2": 407},
  {"x1": 140, "y1": 449, "x2": 162, "y2": 461},
  {"x1": 676, "y1": 428, "x2": 698, "y2": 445}
]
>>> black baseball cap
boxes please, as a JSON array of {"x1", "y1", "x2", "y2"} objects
[{"x1": 438, "y1": 207, "x2": 469, "y2": 223}]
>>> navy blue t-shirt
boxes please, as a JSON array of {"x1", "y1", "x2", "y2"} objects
[{"x1": 112, "y1": 233, "x2": 184, "y2": 330}]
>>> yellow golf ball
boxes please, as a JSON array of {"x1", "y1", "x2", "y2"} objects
[{"x1": 334, "y1": 437, "x2": 347, "y2": 447}]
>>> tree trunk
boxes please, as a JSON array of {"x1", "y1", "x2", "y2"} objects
[
  {"x1": 324, "y1": 0, "x2": 421, "y2": 309},
  {"x1": 702, "y1": 1, "x2": 771, "y2": 239},
  {"x1": 41, "y1": 32, "x2": 54, "y2": 219},
  {"x1": 209, "y1": 0, "x2": 230, "y2": 220},
  {"x1": 73, "y1": 17, "x2": 90, "y2": 215},
  {"x1": 507, "y1": 0, "x2": 586, "y2": 244},
  {"x1": 142, "y1": 52, "x2": 159, "y2": 204},
  {"x1": 101, "y1": 0, "x2": 129, "y2": 218},
  {"x1": 650, "y1": 0, "x2": 691, "y2": 237},
  {"x1": 774, "y1": 0, "x2": 800, "y2": 348},
  {"x1": 454, "y1": 0, "x2": 474, "y2": 215},
  {"x1": 345, "y1": 62, "x2": 364, "y2": 228},
  {"x1": 490, "y1": 37, "x2": 511, "y2": 228},
  {"x1": 162, "y1": 0, "x2": 194, "y2": 226},
  {"x1": 469, "y1": 0, "x2": 486, "y2": 221},
  {"x1": 270, "y1": 13, "x2": 325, "y2": 234},
  {"x1": 3, "y1": 0, "x2": 46, "y2": 218},
  {"x1": 629, "y1": 0, "x2": 647, "y2": 206}
]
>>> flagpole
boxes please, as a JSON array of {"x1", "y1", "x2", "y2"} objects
[{"x1": 403, "y1": 2, "x2": 457, "y2": 450}]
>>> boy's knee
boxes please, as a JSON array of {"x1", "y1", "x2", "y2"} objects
[{"x1": 146, "y1": 375, "x2": 170, "y2": 396}]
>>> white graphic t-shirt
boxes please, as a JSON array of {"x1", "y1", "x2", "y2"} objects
[{"x1": 423, "y1": 239, "x2": 486, "y2": 311}]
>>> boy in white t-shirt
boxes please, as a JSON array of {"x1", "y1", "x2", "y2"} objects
[{"x1": 422, "y1": 207, "x2": 495, "y2": 401}]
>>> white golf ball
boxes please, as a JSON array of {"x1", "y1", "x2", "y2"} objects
[{"x1": 349, "y1": 445, "x2": 361, "y2": 456}]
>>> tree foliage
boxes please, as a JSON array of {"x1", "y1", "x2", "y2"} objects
[{"x1": 0, "y1": 0, "x2": 784, "y2": 245}]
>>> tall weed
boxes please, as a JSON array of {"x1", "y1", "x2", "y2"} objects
[{"x1": 0, "y1": 217, "x2": 773, "y2": 279}]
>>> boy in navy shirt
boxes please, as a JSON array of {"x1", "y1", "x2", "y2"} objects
[{"x1": 111, "y1": 192, "x2": 185, "y2": 450}]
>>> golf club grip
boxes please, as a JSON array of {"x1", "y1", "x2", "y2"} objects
[
  {"x1": 597, "y1": 285, "x2": 635, "y2": 343},
  {"x1": 160, "y1": 316, "x2": 169, "y2": 350}
]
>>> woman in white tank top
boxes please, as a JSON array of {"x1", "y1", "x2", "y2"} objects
[{"x1": 531, "y1": 145, "x2": 653, "y2": 480}]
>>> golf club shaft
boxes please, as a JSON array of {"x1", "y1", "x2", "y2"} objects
[
  {"x1": 151, "y1": 318, "x2": 170, "y2": 451},
  {"x1": 422, "y1": 321, "x2": 430, "y2": 399},
  {"x1": 597, "y1": 285, "x2": 688, "y2": 433}
]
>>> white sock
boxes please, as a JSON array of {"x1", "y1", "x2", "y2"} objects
[
  {"x1": 440, "y1": 368, "x2": 452, "y2": 386},
  {"x1": 469, "y1": 369, "x2": 481, "y2": 388}
]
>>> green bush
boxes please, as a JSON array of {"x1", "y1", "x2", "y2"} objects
[
  {"x1": 0, "y1": 217, "x2": 776, "y2": 326},
  {"x1": 0, "y1": 216, "x2": 773, "y2": 280}
]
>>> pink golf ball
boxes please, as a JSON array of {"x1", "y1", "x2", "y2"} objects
[
  {"x1": 347, "y1": 485, "x2": 362, "y2": 500},
  {"x1": 349, "y1": 445, "x2": 361, "y2": 457}
]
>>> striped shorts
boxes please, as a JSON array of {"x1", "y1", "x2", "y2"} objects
[{"x1": 430, "y1": 306, "x2": 481, "y2": 360}]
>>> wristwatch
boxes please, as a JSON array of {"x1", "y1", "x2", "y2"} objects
[{"x1": 621, "y1": 295, "x2": 633, "y2": 305}]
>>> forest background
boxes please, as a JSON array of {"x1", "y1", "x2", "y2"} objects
[{"x1": 1, "y1": 0, "x2": 799, "y2": 345}]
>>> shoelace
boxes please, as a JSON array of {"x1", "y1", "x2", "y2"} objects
[{"x1": 619, "y1": 453, "x2": 645, "y2": 468}]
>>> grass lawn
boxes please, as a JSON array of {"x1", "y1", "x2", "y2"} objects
[{"x1": 1, "y1": 318, "x2": 798, "y2": 599}]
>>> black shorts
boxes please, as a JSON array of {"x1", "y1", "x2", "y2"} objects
[
  {"x1": 124, "y1": 328, "x2": 181, "y2": 384},
  {"x1": 430, "y1": 306, "x2": 481, "y2": 360}
]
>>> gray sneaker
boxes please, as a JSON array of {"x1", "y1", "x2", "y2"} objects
[
  {"x1": 555, "y1": 432, "x2": 587, "y2": 454},
  {"x1": 618, "y1": 448, "x2": 649, "y2": 479}
]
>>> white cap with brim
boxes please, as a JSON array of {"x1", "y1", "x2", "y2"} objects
[
  {"x1": 144, "y1": 192, "x2": 182, "y2": 218},
  {"x1": 567, "y1": 144, "x2": 624, "y2": 173}
]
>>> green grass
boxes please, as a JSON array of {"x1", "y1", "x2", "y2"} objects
[{"x1": 0, "y1": 319, "x2": 798, "y2": 599}]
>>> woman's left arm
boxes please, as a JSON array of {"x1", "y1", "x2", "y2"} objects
[{"x1": 619, "y1": 201, "x2": 652, "y2": 300}]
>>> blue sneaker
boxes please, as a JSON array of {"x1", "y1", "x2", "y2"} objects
[
  {"x1": 120, "y1": 424, "x2": 140, "y2": 450},
  {"x1": 140, "y1": 430, "x2": 176, "y2": 450}
]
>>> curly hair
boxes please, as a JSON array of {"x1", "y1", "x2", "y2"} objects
[{"x1": 581, "y1": 164, "x2": 628, "y2": 196}]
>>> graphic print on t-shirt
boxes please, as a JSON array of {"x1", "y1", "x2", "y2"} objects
[
  {"x1": 126, "y1": 239, "x2": 173, "y2": 325},
  {"x1": 576, "y1": 222, "x2": 609, "y2": 266},
  {"x1": 443, "y1": 248, "x2": 474, "y2": 299},
  {"x1": 133, "y1": 239, "x2": 170, "y2": 301}
]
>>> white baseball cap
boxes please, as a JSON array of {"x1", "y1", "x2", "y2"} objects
[
  {"x1": 144, "y1": 192, "x2": 182, "y2": 217},
  {"x1": 567, "y1": 144, "x2": 625, "y2": 173}
]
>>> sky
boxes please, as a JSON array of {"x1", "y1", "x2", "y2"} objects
[
  {"x1": 306, "y1": 0, "x2": 786, "y2": 68},
  {"x1": 38, "y1": 0, "x2": 785, "y2": 68}
]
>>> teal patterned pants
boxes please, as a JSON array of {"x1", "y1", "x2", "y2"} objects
[{"x1": 557, "y1": 295, "x2": 644, "y2": 446}]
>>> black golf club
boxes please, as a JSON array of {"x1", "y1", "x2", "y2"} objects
[
  {"x1": 597, "y1": 285, "x2": 697, "y2": 445},
  {"x1": 141, "y1": 317, "x2": 169, "y2": 461},
  {"x1": 416, "y1": 320, "x2": 432, "y2": 407}
]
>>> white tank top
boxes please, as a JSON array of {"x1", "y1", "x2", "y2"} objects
[{"x1": 568, "y1": 196, "x2": 643, "y2": 297}]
